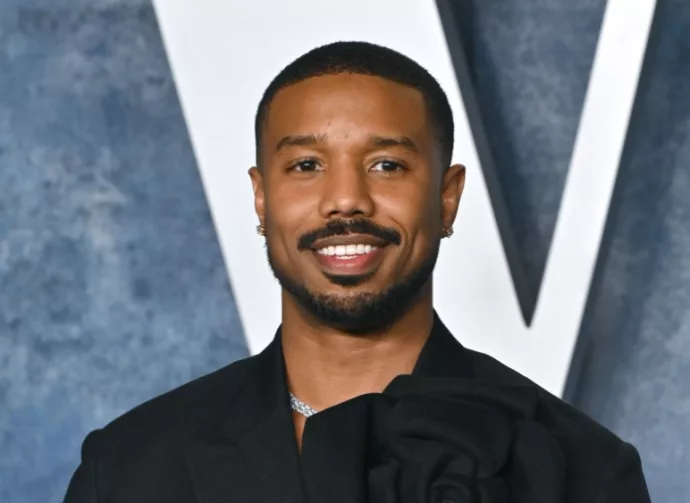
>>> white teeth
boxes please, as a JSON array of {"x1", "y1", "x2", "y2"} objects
[{"x1": 316, "y1": 244, "x2": 376, "y2": 257}]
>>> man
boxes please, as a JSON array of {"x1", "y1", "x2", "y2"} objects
[{"x1": 64, "y1": 41, "x2": 651, "y2": 503}]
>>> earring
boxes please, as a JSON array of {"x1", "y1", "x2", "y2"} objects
[
  {"x1": 256, "y1": 223, "x2": 266, "y2": 237},
  {"x1": 441, "y1": 226, "x2": 454, "y2": 239}
]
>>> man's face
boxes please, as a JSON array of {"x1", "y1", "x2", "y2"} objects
[{"x1": 250, "y1": 73, "x2": 464, "y2": 332}]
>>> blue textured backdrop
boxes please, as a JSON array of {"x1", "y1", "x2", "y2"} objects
[
  {"x1": 468, "y1": 0, "x2": 606, "y2": 297},
  {"x1": 0, "y1": 1, "x2": 246, "y2": 501},
  {"x1": 0, "y1": 0, "x2": 688, "y2": 502},
  {"x1": 572, "y1": 0, "x2": 690, "y2": 499},
  {"x1": 467, "y1": 2, "x2": 690, "y2": 501},
  {"x1": 466, "y1": 1, "x2": 690, "y2": 501}
]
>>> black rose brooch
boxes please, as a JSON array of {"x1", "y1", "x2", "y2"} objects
[{"x1": 300, "y1": 376, "x2": 566, "y2": 503}]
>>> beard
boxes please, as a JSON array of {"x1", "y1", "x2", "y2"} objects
[{"x1": 266, "y1": 241, "x2": 440, "y2": 334}]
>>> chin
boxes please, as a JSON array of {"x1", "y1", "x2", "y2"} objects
[
  {"x1": 269, "y1": 244, "x2": 438, "y2": 333},
  {"x1": 322, "y1": 271, "x2": 379, "y2": 288}
]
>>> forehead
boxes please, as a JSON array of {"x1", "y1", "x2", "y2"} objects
[{"x1": 262, "y1": 73, "x2": 433, "y2": 149}]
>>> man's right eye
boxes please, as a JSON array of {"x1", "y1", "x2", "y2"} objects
[{"x1": 291, "y1": 159, "x2": 321, "y2": 172}]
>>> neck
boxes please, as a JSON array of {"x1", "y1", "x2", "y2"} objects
[{"x1": 280, "y1": 286, "x2": 434, "y2": 413}]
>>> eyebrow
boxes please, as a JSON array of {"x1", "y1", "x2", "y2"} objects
[
  {"x1": 275, "y1": 134, "x2": 326, "y2": 152},
  {"x1": 367, "y1": 135, "x2": 419, "y2": 153},
  {"x1": 275, "y1": 133, "x2": 419, "y2": 153}
]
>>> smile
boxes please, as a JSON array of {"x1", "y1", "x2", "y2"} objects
[
  {"x1": 311, "y1": 241, "x2": 387, "y2": 276},
  {"x1": 315, "y1": 244, "x2": 378, "y2": 259}
]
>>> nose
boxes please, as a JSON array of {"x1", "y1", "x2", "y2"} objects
[{"x1": 318, "y1": 160, "x2": 374, "y2": 219}]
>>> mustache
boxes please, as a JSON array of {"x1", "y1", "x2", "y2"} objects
[{"x1": 297, "y1": 219, "x2": 402, "y2": 250}]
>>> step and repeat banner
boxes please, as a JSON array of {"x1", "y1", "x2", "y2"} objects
[{"x1": 1, "y1": 0, "x2": 688, "y2": 502}]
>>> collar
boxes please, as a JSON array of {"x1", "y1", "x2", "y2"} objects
[
  {"x1": 413, "y1": 310, "x2": 474, "y2": 380},
  {"x1": 185, "y1": 311, "x2": 470, "y2": 503}
]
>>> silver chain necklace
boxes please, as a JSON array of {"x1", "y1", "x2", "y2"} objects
[{"x1": 289, "y1": 392, "x2": 319, "y2": 418}]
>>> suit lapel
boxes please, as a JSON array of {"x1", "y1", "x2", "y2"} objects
[
  {"x1": 185, "y1": 330, "x2": 306, "y2": 503},
  {"x1": 184, "y1": 311, "x2": 469, "y2": 503}
]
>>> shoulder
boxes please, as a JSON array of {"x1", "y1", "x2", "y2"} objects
[
  {"x1": 66, "y1": 355, "x2": 261, "y2": 501},
  {"x1": 467, "y1": 348, "x2": 618, "y2": 439},
  {"x1": 465, "y1": 348, "x2": 643, "y2": 497},
  {"x1": 86, "y1": 354, "x2": 257, "y2": 460}
]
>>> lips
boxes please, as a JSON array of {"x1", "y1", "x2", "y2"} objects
[
  {"x1": 310, "y1": 234, "x2": 389, "y2": 277},
  {"x1": 312, "y1": 246, "x2": 386, "y2": 276},
  {"x1": 310, "y1": 234, "x2": 389, "y2": 249}
]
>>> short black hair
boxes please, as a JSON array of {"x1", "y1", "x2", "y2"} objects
[{"x1": 254, "y1": 41, "x2": 454, "y2": 168}]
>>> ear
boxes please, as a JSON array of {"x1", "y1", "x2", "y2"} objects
[
  {"x1": 440, "y1": 164, "x2": 466, "y2": 229},
  {"x1": 248, "y1": 166, "x2": 265, "y2": 225}
]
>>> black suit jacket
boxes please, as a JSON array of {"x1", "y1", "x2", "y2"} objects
[{"x1": 64, "y1": 314, "x2": 651, "y2": 503}]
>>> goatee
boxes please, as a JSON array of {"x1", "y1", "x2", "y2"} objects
[{"x1": 266, "y1": 243, "x2": 440, "y2": 334}]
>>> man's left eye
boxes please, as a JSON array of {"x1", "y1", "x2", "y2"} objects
[{"x1": 371, "y1": 160, "x2": 404, "y2": 172}]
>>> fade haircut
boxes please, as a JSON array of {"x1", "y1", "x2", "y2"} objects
[{"x1": 254, "y1": 41, "x2": 454, "y2": 168}]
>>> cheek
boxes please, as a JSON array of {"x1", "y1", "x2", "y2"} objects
[
  {"x1": 374, "y1": 185, "x2": 440, "y2": 267},
  {"x1": 265, "y1": 184, "x2": 318, "y2": 250},
  {"x1": 375, "y1": 179, "x2": 441, "y2": 232}
]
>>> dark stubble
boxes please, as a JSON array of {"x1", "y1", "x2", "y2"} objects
[{"x1": 266, "y1": 219, "x2": 440, "y2": 334}]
